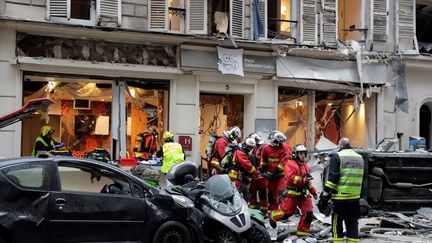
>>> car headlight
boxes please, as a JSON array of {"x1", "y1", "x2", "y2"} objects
[
  {"x1": 206, "y1": 194, "x2": 242, "y2": 215},
  {"x1": 172, "y1": 195, "x2": 195, "y2": 208}
]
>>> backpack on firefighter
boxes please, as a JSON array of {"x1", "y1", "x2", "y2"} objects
[
  {"x1": 205, "y1": 133, "x2": 222, "y2": 160},
  {"x1": 219, "y1": 143, "x2": 239, "y2": 173}
]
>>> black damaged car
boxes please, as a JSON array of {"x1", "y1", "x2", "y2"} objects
[{"x1": 0, "y1": 154, "x2": 204, "y2": 243}]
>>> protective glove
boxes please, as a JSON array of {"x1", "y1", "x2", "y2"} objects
[
  {"x1": 317, "y1": 192, "x2": 332, "y2": 216},
  {"x1": 305, "y1": 173, "x2": 313, "y2": 181},
  {"x1": 53, "y1": 142, "x2": 65, "y2": 150},
  {"x1": 259, "y1": 173, "x2": 272, "y2": 179},
  {"x1": 271, "y1": 168, "x2": 281, "y2": 178}
]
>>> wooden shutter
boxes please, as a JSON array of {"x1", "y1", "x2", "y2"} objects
[
  {"x1": 97, "y1": 0, "x2": 121, "y2": 25},
  {"x1": 397, "y1": 0, "x2": 418, "y2": 54},
  {"x1": 230, "y1": 0, "x2": 245, "y2": 38},
  {"x1": 48, "y1": 0, "x2": 70, "y2": 19},
  {"x1": 299, "y1": 0, "x2": 318, "y2": 45},
  {"x1": 258, "y1": 0, "x2": 267, "y2": 39},
  {"x1": 149, "y1": 0, "x2": 168, "y2": 31},
  {"x1": 371, "y1": 0, "x2": 388, "y2": 42},
  {"x1": 187, "y1": 0, "x2": 207, "y2": 34},
  {"x1": 320, "y1": 0, "x2": 337, "y2": 46}
]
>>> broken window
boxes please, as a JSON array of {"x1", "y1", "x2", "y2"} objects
[
  {"x1": 47, "y1": 0, "x2": 121, "y2": 26},
  {"x1": 416, "y1": 2, "x2": 432, "y2": 54},
  {"x1": 209, "y1": 0, "x2": 244, "y2": 38},
  {"x1": 266, "y1": 0, "x2": 296, "y2": 40},
  {"x1": 149, "y1": 0, "x2": 207, "y2": 34},
  {"x1": 338, "y1": 0, "x2": 365, "y2": 42}
]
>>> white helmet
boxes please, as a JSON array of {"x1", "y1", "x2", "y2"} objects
[
  {"x1": 241, "y1": 137, "x2": 256, "y2": 151},
  {"x1": 293, "y1": 144, "x2": 308, "y2": 160},
  {"x1": 250, "y1": 133, "x2": 264, "y2": 145},
  {"x1": 224, "y1": 126, "x2": 241, "y2": 141},
  {"x1": 269, "y1": 130, "x2": 286, "y2": 147}
]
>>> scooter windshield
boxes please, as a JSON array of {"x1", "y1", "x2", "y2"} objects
[{"x1": 204, "y1": 174, "x2": 235, "y2": 201}]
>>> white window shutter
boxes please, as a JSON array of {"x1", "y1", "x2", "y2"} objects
[
  {"x1": 299, "y1": 0, "x2": 318, "y2": 45},
  {"x1": 370, "y1": 0, "x2": 388, "y2": 42},
  {"x1": 47, "y1": 0, "x2": 70, "y2": 19},
  {"x1": 320, "y1": 0, "x2": 338, "y2": 46},
  {"x1": 149, "y1": 0, "x2": 168, "y2": 31},
  {"x1": 258, "y1": 0, "x2": 267, "y2": 39},
  {"x1": 97, "y1": 0, "x2": 121, "y2": 25},
  {"x1": 397, "y1": 0, "x2": 418, "y2": 54},
  {"x1": 230, "y1": 0, "x2": 245, "y2": 39},
  {"x1": 186, "y1": 0, "x2": 207, "y2": 34}
]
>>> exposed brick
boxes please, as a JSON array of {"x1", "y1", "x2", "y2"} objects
[
  {"x1": 134, "y1": 4, "x2": 147, "y2": 18},
  {"x1": 122, "y1": 3, "x2": 135, "y2": 16}
]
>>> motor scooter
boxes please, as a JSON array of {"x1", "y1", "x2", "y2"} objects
[{"x1": 166, "y1": 161, "x2": 271, "y2": 243}]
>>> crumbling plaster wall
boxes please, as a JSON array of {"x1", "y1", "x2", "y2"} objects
[{"x1": 3, "y1": 0, "x2": 46, "y2": 20}]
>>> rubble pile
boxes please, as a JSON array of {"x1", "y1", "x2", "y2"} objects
[{"x1": 266, "y1": 207, "x2": 432, "y2": 242}]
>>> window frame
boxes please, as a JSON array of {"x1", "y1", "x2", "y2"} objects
[{"x1": 0, "y1": 161, "x2": 50, "y2": 191}]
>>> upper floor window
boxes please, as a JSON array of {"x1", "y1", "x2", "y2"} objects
[
  {"x1": 149, "y1": 0, "x2": 207, "y2": 35},
  {"x1": 47, "y1": 0, "x2": 121, "y2": 26},
  {"x1": 416, "y1": 1, "x2": 432, "y2": 52},
  {"x1": 267, "y1": 0, "x2": 295, "y2": 40}
]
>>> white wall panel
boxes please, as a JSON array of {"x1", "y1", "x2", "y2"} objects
[
  {"x1": 0, "y1": 130, "x2": 17, "y2": 158},
  {"x1": 5, "y1": 3, "x2": 45, "y2": 20},
  {"x1": 176, "y1": 76, "x2": 197, "y2": 104},
  {"x1": 0, "y1": 64, "x2": 18, "y2": 96}
]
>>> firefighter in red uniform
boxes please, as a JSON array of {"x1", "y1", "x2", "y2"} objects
[
  {"x1": 227, "y1": 137, "x2": 260, "y2": 190},
  {"x1": 260, "y1": 131, "x2": 289, "y2": 213},
  {"x1": 248, "y1": 133, "x2": 268, "y2": 214},
  {"x1": 270, "y1": 144, "x2": 318, "y2": 238},
  {"x1": 209, "y1": 126, "x2": 241, "y2": 175}
]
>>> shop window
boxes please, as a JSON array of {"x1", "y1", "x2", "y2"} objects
[
  {"x1": 22, "y1": 74, "x2": 113, "y2": 157},
  {"x1": 126, "y1": 80, "x2": 168, "y2": 160}
]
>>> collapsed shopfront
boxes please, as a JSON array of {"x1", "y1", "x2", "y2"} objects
[
  {"x1": 17, "y1": 34, "x2": 176, "y2": 159},
  {"x1": 21, "y1": 73, "x2": 169, "y2": 159}
]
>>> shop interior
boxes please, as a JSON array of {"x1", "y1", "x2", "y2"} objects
[
  {"x1": 199, "y1": 93, "x2": 244, "y2": 165},
  {"x1": 278, "y1": 87, "x2": 371, "y2": 149},
  {"x1": 22, "y1": 73, "x2": 168, "y2": 158}
]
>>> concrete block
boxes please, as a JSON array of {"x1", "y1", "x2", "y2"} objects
[
  {"x1": 122, "y1": 3, "x2": 135, "y2": 16},
  {"x1": 134, "y1": 4, "x2": 147, "y2": 18},
  {"x1": 121, "y1": 16, "x2": 147, "y2": 30},
  {"x1": 6, "y1": 0, "x2": 31, "y2": 5},
  {"x1": 32, "y1": 0, "x2": 45, "y2": 7}
]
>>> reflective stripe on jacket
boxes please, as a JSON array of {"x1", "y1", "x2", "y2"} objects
[
  {"x1": 326, "y1": 149, "x2": 364, "y2": 200},
  {"x1": 161, "y1": 142, "x2": 185, "y2": 173},
  {"x1": 32, "y1": 136, "x2": 55, "y2": 156}
]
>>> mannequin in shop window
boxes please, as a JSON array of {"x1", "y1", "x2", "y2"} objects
[
  {"x1": 32, "y1": 125, "x2": 64, "y2": 156},
  {"x1": 132, "y1": 126, "x2": 159, "y2": 161}
]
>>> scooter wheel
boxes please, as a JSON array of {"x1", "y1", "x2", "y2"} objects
[
  {"x1": 243, "y1": 221, "x2": 271, "y2": 243},
  {"x1": 213, "y1": 226, "x2": 241, "y2": 243}
]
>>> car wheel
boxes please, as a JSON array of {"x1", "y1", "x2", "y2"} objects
[
  {"x1": 243, "y1": 221, "x2": 271, "y2": 243},
  {"x1": 152, "y1": 221, "x2": 192, "y2": 243},
  {"x1": 213, "y1": 226, "x2": 240, "y2": 243}
]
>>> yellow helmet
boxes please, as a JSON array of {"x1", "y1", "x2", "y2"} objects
[
  {"x1": 40, "y1": 125, "x2": 54, "y2": 136},
  {"x1": 163, "y1": 131, "x2": 174, "y2": 141}
]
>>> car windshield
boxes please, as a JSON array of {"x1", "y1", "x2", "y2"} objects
[{"x1": 204, "y1": 174, "x2": 235, "y2": 201}]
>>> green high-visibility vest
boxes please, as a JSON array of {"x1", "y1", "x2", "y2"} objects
[
  {"x1": 161, "y1": 142, "x2": 185, "y2": 173},
  {"x1": 32, "y1": 136, "x2": 55, "y2": 156},
  {"x1": 332, "y1": 149, "x2": 364, "y2": 200}
]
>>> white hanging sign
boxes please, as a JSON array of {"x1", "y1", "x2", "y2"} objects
[{"x1": 217, "y1": 47, "x2": 244, "y2": 77}]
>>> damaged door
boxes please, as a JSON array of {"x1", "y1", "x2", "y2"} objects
[{"x1": 47, "y1": 161, "x2": 147, "y2": 242}]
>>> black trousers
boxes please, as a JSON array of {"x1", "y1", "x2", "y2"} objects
[{"x1": 332, "y1": 199, "x2": 360, "y2": 242}]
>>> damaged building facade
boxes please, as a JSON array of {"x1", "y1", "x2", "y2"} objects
[{"x1": 0, "y1": 0, "x2": 429, "y2": 164}]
